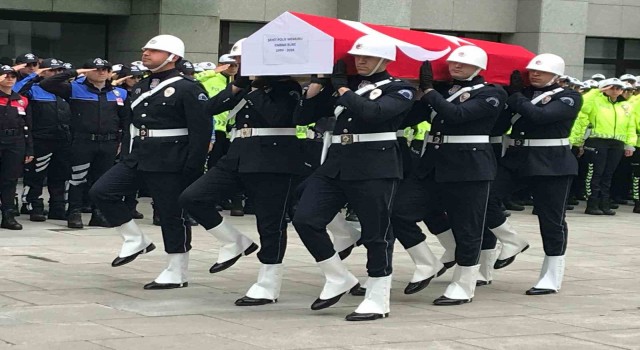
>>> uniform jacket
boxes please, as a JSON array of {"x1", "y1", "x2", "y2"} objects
[
  {"x1": 502, "y1": 84, "x2": 582, "y2": 177},
  {"x1": 195, "y1": 70, "x2": 232, "y2": 135},
  {"x1": 121, "y1": 69, "x2": 211, "y2": 180},
  {"x1": 39, "y1": 70, "x2": 128, "y2": 139},
  {"x1": 569, "y1": 91, "x2": 637, "y2": 148},
  {"x1": 13, "y1": 72, "x2": 71, "y2": 140},
  {"x1": 409, "y1": 76, "x2": 506, "y2": 182},
  {"x1": 207, "y1": 77, "x2": 307, "y2": 175},
  {"x1": 295, "y1": 71, "x2": 415, "y2": 180},
  {"x1": 0, "y1": 91, "x2": 33, "y2": 156}
]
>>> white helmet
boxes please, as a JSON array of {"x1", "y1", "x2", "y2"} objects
[
  {"x1": 219, "y1": 54, "x2": 237, "y2": 64},
  {"x1": 526, "y1": 53, "x2": 565, "y2": 76},
  {"x1": 111, "y1": 64, "x2": 123, "y2": 73},
  {"x1": 130, "y1": 60, "x2": 149, "y2": 72},
  {"x1": 142, "y1": 34, "x2": 185, "y2": 58},
  {"x1": 591, "y1": 73, "x2": 606, "y2": 81},
  {"x1": 193, "y1": 64, "x2": 204, "y2": 73},
  {"x1": 198, "y1": 62, "x2": 216, "y2": 70},
  {"x1": 584, "y1": 79, "x2": 599, "y2": 88},
  {"x1": 228, "y1": 38, "x2": 246, "y2": 57},
  {"x1": 599, "y1": 77, "x2": 625, "y2": 89},
  {"x1": 620, "y1": 74, "x2": 636, "y2": 82},
  {"x1": 446, "y1": 45, "x2": 488, "y2": 70},
  {"x1": 569, "y1": 77, "x2": 582, "y2": 86},
  {"x1": 348, "y1": 34, "x2": 396, "y2": 61}
]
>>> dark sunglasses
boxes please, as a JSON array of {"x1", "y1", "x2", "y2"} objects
[{"x1": 25, "y1": 62, "x2": 38, "y2": 67}]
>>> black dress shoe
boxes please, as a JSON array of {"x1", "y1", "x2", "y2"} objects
[
  {"x1": 443, "y1": 261, "x2": 456, "y2": 269},
  {"x1": 131, "y1": 210, "x2": 144, "y2": 219},
  {"x1": 111, "y1": 243, "x2": 156, "y2": 267},
  {"x1": 493, "y1": 244, "x2": 529, "y2": 270},
  {"x1": 349, "y1": 285, "x2": 366, "y2": 296},
  {"x1": 525, "y1": 287, "x2": 557, "y2": 295},
  {"x1": 338, "y1": 245, "x2": 355, "y2": 260},
  {"x1": 209, "y1": 243, "x2": 259, "y2": 273},
  {"x1": 404, "y1": 266, "x2": 447, "y2": 295},
  {"x1": 144, "y1": 281, "x2": 188, "y2": 290},
  {"x1": 345, "y1": 312, "x2": 388, "y2": 321},
  {"x1": 433, "y1": 295, "x2": 472, "y2": 306},
  {"x1": 235, "y1": 296, "x2": 277, "y2": 306},
  {"x1": 476, "y1": 280, "x2": 492, "y2": 286},
  {"x1": 311, "y1": 283, "x2": 360, "y2": 310}
]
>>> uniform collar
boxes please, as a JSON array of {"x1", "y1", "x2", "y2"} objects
[
  {"x1": 452, "y1": 75, "x2": 485, "y2": 87},
  {"x1": 0, "y1": 90, "x2": 21, "y2": 100},
  {"x1": 150, "y1": 68, "x2": 180, "y2": 81},
  {"x1": 358, "y1": 70, "x2": 391, "y2": 84}
]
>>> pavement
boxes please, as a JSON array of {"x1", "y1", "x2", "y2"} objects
[{"x1": 0, "y1": 196, "x2": 639, "y2": 350}]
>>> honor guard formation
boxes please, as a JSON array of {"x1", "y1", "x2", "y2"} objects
[{"x1": 1, "y1": 32, "x2": 639, "y2": 322}]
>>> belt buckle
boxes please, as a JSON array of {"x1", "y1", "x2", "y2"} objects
[
  {"x1": 239, "y1": 128, "x2": 252, "y2": 138},
  {"x1": 513, "y1": 139, "x2": 524, "y2": 147},
  {"x1": 139, "y1": 129, "x2": 148, "y2": 137},
  {"x1": 340, "y1": 134, "x2": 353, "y2": 145},
  {"x1": 432, "y1": 136, "x2": 443, "y2": 144}
]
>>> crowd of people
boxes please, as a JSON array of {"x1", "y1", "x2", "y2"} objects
[{"x1": 0, "y1": 31, "x2": 638, "y2": 322}]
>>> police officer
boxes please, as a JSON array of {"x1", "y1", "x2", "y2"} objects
[
  {"x1": 13, "y1": 53, "x2": 39, "y2": 81},
  {"x1": 176, "y1": 60, "x2": 196, "y2": 77},
  {"x1": 391, "y1": 46, "x2": 506, "y2": 306},
  {"x1": 502, "y1": 53, "x2": 582, "y2": 295},
  {"x1": 0, "y1": 65, "x2": 33, "y2": 229},
  {"x1": 292, "y1": 34, "x2": 415, "y2": 321},
  {"x1": 179, "y1": 38, "x2": 306, "y2": 306},
  {"x1": 90, "y1": 35, "x2": 211, "y2": 289},
  {"x1": 39, "y1": 57, "x2": 128, "y2": 228},
  {"x1": 13, "y1": 58, "x2": 72, "y2": 222}
]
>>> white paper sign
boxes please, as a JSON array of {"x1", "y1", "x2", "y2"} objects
[{"x1": 263, "y1": 33, "x2": 309, "y2": 65}]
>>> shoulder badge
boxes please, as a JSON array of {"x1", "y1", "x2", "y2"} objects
[
  {"x1": 164, "y1": 87, "x2": 175, "y2": 97},
  {"x1": 369, "y1": 89, "x2": 382, "y2": 100},
  {"x1": 485, "y1": 97, "x2": 500, "y2": 108},
  {"x1": 397, "y1": 89, "x2": 414, "y2": 100},
  {"x1": 358, "y1": 80, "x2": 372, "y2": 90},
  {"x1": 459, "y1": 92, "x2": 471, "y2": 103},
  {"x1": 448, "y1": 85, "x2": 461, "y2": 95},
  {"x1": 18, "y1": 100, "x2": 25, "y2": 106},
  {"x1": 541, "y1": 95, "x2": 552, "y2": 104},
  {"x1": 198, "y1": 93, "x2": 208, "y2": 101},
  {"x1": 559, "y1": 97, "x2": 575, "y2": 107},
  {"x1": 113, "y1": 90, "x2": 120, "y2": 97},
  {"x1": 134, "y1": 88, "x2": 141, "y2": 95}
]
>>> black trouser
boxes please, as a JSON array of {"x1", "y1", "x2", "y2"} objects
[
  {"x1": 631, "y1": 151, "x2": 640, "y2": 201},
  {"x1": 584, "y1": 145, "x2": 624, "y2": 200},
  {"x1": 68, "y1": 139, "x2": 118, "y2": 213},
  {"x1": 491, "y1": 169, "x2": 572, "y2": 256},
  {"x1": 90, "y1": 162, "x2": 191, "y2": 253},
  {"x1": 22, "y1": 138, "x2": 71, "y2": 210},
  {"x1": 611, "y1": 155, "x2": 632, "y2": 200},
  {"x1": 570, "y1": 146, "x2": 588, "y2": 199},
  {"x1": 392, "y1": 175, "x2": 490, "y2": 267},
  {"x1": 293, "y1": 174, "x2": 397, "y2": 277},
  {"x1": 0, "y1": 140, "x2": 25, "y2": 212},
  {"x1": 481, "y1": 165, "x2": 513, "y2": 250},
  {"x1": 207, "y1": 131, "x2": 230, "y2": 170},
  {"x1": 179, "y1": 167, "x2": 293, "y2": 264}
]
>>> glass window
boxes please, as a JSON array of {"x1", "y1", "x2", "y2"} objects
[
  {"x1": 219, "y1": 21, "x2": 264, "y2": 58},
  {"x1": 0, "y1": 18, "x2": 106, "y2": 67},
  {"x1": 585, "y1": 37, "x2": 617, "y2": 59},
  {"x1": 583, "y1": 63, "x2": 616, "y2": 80},
  {"x1": 623, "y1": 39, "x2": 640, "y2": 60}
]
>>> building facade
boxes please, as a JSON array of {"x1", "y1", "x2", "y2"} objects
[{"x1": 1, "y1": 0, "x2": 639, "y2": 79}]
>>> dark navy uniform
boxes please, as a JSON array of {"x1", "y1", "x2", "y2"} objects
[
  {"x1": 90, "y1": 68, "x2": 211, "y2": 254},
  {"x1": 391, "y1": 76, "x2": 506, "y2": 267},
  {"x1": 14, "y1": 66, "x2": 72, "y2": 220},
  {"x1": 0, "y1": 89, "x2": 32, "y2": 227},
  {"x1": 39, "y1": 67, "x2": 128, "y2": 224},
  {"x1": 179, "y1": 76, "x2": 305, "y2": 265},
  {"x1": 498, "y1": 85, "x2": 582, "y2": 256},
  {"x1": 292, "y1": 71, "x2": 415, "y2": 278}
]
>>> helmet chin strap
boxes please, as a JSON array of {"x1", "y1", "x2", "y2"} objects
[
  {"x1": 363, "y1": 58, "x2": 386, "y2": 77},
  {"x1": 460, "y1": 68, "x2": 482, "y2": 81},
  {"x1": 543, "y1": 75, "x2": 559, "y2": 87},
  {"x1": 149, "y1": 54, "x2": 175, "y2": 73}
]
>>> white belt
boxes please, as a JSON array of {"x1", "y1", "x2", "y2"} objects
[
  {"x1": 427, "y1": 135, "x2": 490, "y2": 144},
  {"x1": 130, "y1": 125, "x2": 188, "y2": 138},
  {"x1": 232, "y1": 128, "x2": 297, "y2": 140},
  {"x1": 490, "y1": 136, "x2": 503, "y2": 144},
  {"x1": 508, "y1": 138, "x2": 570, "y2": 147},
  {"x1": 331, "y1": 132, "x2": 396, "y2": 145},
  {"x1": 396, "y1": 130, "x2": 406, "y2": 137}
]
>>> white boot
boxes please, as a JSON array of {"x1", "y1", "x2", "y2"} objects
[
  {"x1": 236, "y1": 264, "x2": 283, "y2": 305},
  {"x1": 327, "y1": 214, "x2": 361, "y2": 258},
  {"x1": 346, "y1": 275, "x2": 392, "y2": 321},
  {"x1": 112, "y1": 220, "x2": 155, "y2": 267},
  {"x1": 435, "y1": 229, "x2": 456, "y2": 268},
  {"x1": 144, "y1": 252, "x2": 189, "y2": 289},
  {"x1": 404, "y1": 241, "x2": 445, "y2": 294},
  {"x1": 311, "y1": 254, "x2": 360, "y2": 310},
  {"x1": 434, "y1": 265, "x2": 480, "y2": 305},
  {"x1": 208, "y1": 219, "x2": 257, "y2": 273},
  {"x1": 477, "y1": 249, "x2": 498, "y2": 286},
  {"x1": 527, "y1": 255, "x2": 565, "y2": 295},
  {"x1": 491, "y1": 220, "x2": 529, "y2": 269}
]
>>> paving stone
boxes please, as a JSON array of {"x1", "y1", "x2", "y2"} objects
[{"x1": 459, "y1": 334, "x2": 624, "y2": 349}]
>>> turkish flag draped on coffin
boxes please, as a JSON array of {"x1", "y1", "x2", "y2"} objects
[{"x1": 241, "y1": 11, "x2": 535, "y2": 85}]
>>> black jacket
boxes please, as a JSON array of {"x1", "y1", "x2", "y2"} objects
[
  {"x1": 501, "y1": 85, "x2": 582, "y2": 177},
  {"x1": 295, "y1": 71, "x2": 415, "y2": 180},
  {"x1": 410, "y1": 76, "x2": 506, "y2": 182},
  {"x1": 15, "y1": 73, "x2": 71, "y2": 140},
  {"x1": 207, "y1": 77, "x2": 307, "y2": 175},
  {"x1": 121, "y1": 69, "x2": 211, "y2": 182},
  {"x1": 0, "y1": 91, "x2": 33, "y2": 156},
  {"x1": 39, "y1": 71, "x2": 128, "y2": 139}
]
